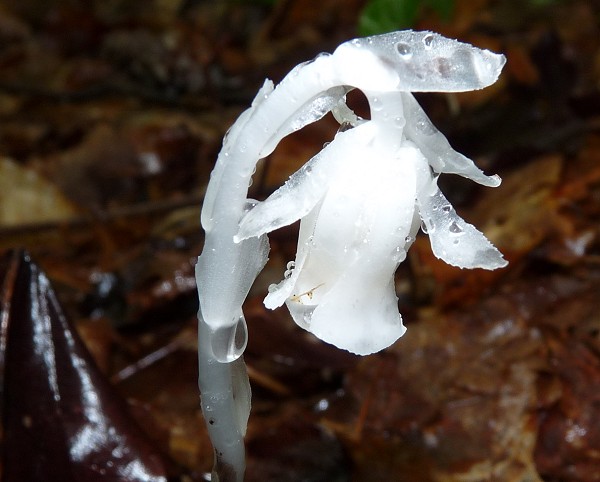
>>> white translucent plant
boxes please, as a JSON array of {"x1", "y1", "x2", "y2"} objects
[{"x1": 196, "y1": 30, "x2": 507, "y2": 481}]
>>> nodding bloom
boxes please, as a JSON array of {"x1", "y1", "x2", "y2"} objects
[
  {"x1": 196, "y1": 30, "x2": 507, "y2": 481},
  {"x1": 236, "y1": 91, "x2": 506, "y2": 355}
]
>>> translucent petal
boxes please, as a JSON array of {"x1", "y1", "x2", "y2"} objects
[
  {"x1": 417, "y1": 179, "x2": 507, "y2": 270},
  {"x1": 287, "y1": 267, "x2": 406, "y2": 355},
  {"x1": 331, "y1": 95, "x2": 364, "y2": 126},
  {"x1": 402, "y1": 93, "x2": 500, "y2": 187},
  {"x1": 236, "y1": 150, "x2": 332, "y2": 242},
  {"x1": 337, "y1": 31, "x2": 506, "y2": 92},
  {"x1": 263, "y1": 201, "x2": 321, "y2": 309},
  {"x1": 270, "y1": 143, "x2": 418, "y2": 354},
  {"x1": 259, "y1": 86, "x2": 348, "y2": 158},
  {"x1": 237, "y1": 123, "x2": 376, "y2": 241}
]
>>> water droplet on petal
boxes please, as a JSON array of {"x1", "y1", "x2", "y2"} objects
[
  {"x1": 442, "y1": 205, "x2": 452, "y2": 213},
  {"x1": 393, "y1": 246, "x2": 407, "y2": 262},
  {"x1": 449, "y1": 222, "x2": 464, "y2": 235},
  {"x1": 210, "y1": 316, "x2": 248, "y2": 362},
  {"x1": 244, "y1": 200, "x2": 258, "y2": 213},
  {"x1": 416, "y1": 118, "x2": 437, "y2": 135},
  {"x1": 284, "y1": 260, "x2": 295, "y2": 279},
  {"x1": 420, "y1": 221, "x2": 428, "y2": 234},
  {"x1": 299, "y1": 306, "x2": 316, "y2": 329},
  {"x1": 371, "y1": 97, "x2": 382, "y2": 111},
  {"x1": 423, "y1": 34, "x2": 434, "y2": 49},
  {"x1": 396, "y1": 42, "x2": 413, "y2": 59}
]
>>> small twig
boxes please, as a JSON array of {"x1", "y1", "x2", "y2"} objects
[
  {"x1": 246, "y1": 364, "x2": 291, "y2": 397},
  {"x1": 111, "y1": 337, "x2": 182, "y2": 384}
]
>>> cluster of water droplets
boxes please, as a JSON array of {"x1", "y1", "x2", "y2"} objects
[
  {"x1": 395, "y1": 33, "x2": 435, "y2": 62},
  {"x1": 283, "y1": 261, "x2": 295, "y2": 279}
]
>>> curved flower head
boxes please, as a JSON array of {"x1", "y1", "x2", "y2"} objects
[
  {"x1": 237, "y1": 93, "x2": 506, "y2": 355},
  {"x1": 332, "y1": 30, "x2": 506, "y2": 93},
  {"x1": 196, "y1": 31, "x2": 507, "y2": 482},
  {"x1": 238, "y1": 124, "x2": 420, "y2": 354},
  {"x1": 238, "y1": 113, "x2": 506, "y2": 355}
]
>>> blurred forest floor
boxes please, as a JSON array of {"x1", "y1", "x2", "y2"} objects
[{"x1": 1, "y1": 0, "x2": 600, "y2": 480}]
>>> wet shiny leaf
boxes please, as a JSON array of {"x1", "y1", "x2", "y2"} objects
[{"x1": 0, "y1": 250, "x2": 174, "y2": 481}]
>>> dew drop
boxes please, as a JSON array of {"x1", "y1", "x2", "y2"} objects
[
  {"x1": 243, "y1": 199, "x2": 258, "y2": 213},
  {"x1": 371, "y1": 97, "x2": 382, "y2": 111},
  {"x1": 442, "y1": 205, "x2": 451, "y2": 213},
  {"x1": 449, "y1": 222, "x2": 464, "y2": 235},
  {"x1": 415, "y1": 118, "x2": 437, "y2": 135},
  {"x1": 423, "y1": 34, "x2": 434, "y2": 49},
  {"x1": 210, "y1": 316, "x2": 248, "y2": 362},
  {"x1": 296, "y1": 305, "x2": 316, "y2": 330},
  {"x1": 420, "y1": 221, "x2": 428, "y2": 234},
  {"x1": 284, "y1": 260, "x2": 295, "y2": 279},
  {"x1": 404, "y1": 235, "x2": 413, "y2": 243},
  {"x1": 396, "y1": 42, "x2": 412, "y2": 59},
  {"x1": 393, "y1": 246, "x2": 407, "y2": 262},
  {"x1": 303, "y1": 310, "x2": 313, "y2": 327}
]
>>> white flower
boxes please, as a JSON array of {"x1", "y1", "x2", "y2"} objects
[
  {"x1": 236, "y1": 94, "x2": 506, "y2": 355},
  {"x1": 195, "y1": 30, "x2": 508, "y2": 482}
]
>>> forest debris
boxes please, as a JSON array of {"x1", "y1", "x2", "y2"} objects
[{"x1": 0, "y1": 156, "x2": 78, "y2": 225}]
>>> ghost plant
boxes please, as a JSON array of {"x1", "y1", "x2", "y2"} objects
[{"x1": 196, "y1": 30, "x2": 507, "y2": 481}]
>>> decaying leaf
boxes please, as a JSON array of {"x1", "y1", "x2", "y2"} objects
[{"x1": 0, "y1": 157, "x2": 78, "y2": 225}]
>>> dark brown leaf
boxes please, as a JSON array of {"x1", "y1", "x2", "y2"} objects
[{"x1": 0, "y1": 250, "x2": 175, "y2": 481}]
